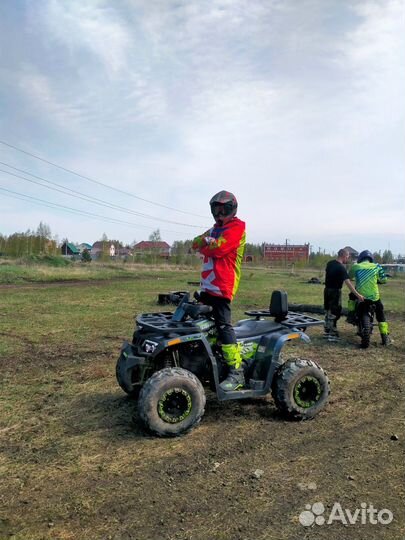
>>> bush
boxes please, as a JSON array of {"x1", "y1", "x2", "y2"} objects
[
  {"x1": 81, "y1": 249, "x2": 92, "y2": 263},
  {"x1": 23, "y1": 254, "x2": 72, "y2": 267}
]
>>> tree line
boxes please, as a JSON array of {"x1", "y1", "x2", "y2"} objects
[
  {"x1": 0, "y1": 223, "x2": 399, "y2": 265},
  {"x1": 0, "y1": 222, "x2": 58, "y2": 257}
]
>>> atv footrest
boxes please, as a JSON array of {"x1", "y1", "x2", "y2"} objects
[
  {"x1": 218, "y1": 387, "x2": 268, "y2": 401},
  {"x1": 249, "y1": 379, "x2": 265, "y2": 390}
]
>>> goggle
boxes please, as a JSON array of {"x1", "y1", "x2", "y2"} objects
[{"x1": 211, "y1": 202, "x2": 233, "y2": 217}]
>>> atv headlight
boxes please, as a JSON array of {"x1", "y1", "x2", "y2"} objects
[{"x1": 142, "y1": 340, "x2": 158, "y2": 353}]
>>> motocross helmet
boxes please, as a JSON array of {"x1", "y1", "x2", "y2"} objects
[
  {"x1": 357, "y1": 250, "x2": 374, "y2": 263},
  {"x1": 210, "y1": 190, "x2": 238, "y2": 225}
]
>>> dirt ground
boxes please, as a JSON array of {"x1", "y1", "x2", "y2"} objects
[{"x1": 0, "y1": 278, "x2": 404, "y2": 540}]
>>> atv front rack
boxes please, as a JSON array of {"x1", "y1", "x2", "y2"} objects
[{"x1": 244, "y1": 310, "x2": 324, "y2": 328}]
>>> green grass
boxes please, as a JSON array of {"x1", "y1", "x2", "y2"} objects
[
  {"x1": 0, "y1": 259, "x2": 198, "y2": 284},
  {"x1": 0, "y1": 264, "x2": 404, "y2": 540}
]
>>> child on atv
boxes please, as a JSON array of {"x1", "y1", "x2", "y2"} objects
[{"x1": 192, "y1": 190, "x2": 246, "y2": 391}]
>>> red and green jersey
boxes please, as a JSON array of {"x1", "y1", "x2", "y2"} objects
[{"x1": 192, "y1": 217, "x2": 246, "y2": 301}]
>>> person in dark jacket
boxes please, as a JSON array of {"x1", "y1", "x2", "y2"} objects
[{"x1": 324, "y1": 248, "x2": 363, "y2": 341}]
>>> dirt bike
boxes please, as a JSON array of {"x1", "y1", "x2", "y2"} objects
[
  {"x1": 116, "y1": 290, "x2": 330, "y2": 437},
  {"x1": 347, "y1": 295, "x2": 376, "y2": 348}
]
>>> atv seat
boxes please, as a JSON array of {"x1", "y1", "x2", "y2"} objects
[
  {"x1": 269, "y1": 290, "x2": 288, "y2": 322},
  {"x1": 234, "y1": 319, "x2": 283, "y2": 338}
]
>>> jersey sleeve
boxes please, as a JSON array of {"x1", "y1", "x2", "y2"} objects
[
  {"x1": 377, "y1": 264, "x2": 387, "y2": 284},
  {"x1": 192, "y1": 230, "x2": 212, "y2": 250},
  {"x1": 198, "y1": 221, "x2": 245, "y2": 258}
]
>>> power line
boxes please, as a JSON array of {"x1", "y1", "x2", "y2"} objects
[
  {"x1": 0, "y1": 139, "x2": 207, "y2": 218},
  {"x1": 0, "y1": 164, "x2": 204, "y2": 228},
  {"x1": 0, "y1": 186, "x2": 191, "y2": 236}
]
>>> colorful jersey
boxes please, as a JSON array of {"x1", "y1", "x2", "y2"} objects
[
  {"x1": 192, "y1": 217, "x2": 246, "y2": 300},
  {"x1": 349, "y1": 261, "x2": 387, "y2": 301}
]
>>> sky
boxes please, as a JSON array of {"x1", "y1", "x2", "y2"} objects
[{"x1": 0, "y1": 0, "x2": 404, "y2": 255}]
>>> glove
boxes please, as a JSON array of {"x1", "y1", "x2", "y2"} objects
[{"x1": 204, "y1": 236, "x2": 216, "y2": 246}]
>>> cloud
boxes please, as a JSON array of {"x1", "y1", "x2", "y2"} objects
[
  {"x1": 36, "y1": 0, "x2": 131, "y2": 76},
  {"x1": 0, "y1": 0, "x2": 404, "y2": 254}
]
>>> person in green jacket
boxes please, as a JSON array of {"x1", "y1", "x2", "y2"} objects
[{"x1": 348, "y1": 250, "x2": 390, "y2": 345}]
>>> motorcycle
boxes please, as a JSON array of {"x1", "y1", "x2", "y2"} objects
[{"x1": 347, "y1": 294, "x2": 376, "y2": 349}]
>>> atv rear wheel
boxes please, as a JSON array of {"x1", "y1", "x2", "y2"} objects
[
  {"x1": 138, "y1": 367, "x2": 206, "y2": 437},
  {"x1": 272, "y1": 358, "x2": 330, "y2": 420},
  {"x1": 360, "y1": 313, "x2": 372, "y2": 349}
]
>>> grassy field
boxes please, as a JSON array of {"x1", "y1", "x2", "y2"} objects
[{"x1": 0, "y1": 262, "x2": 404, "y2": 539}]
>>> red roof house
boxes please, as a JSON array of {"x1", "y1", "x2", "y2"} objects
[{"x1": 133, "y1": 241, "x2": 171, "y2": 258}]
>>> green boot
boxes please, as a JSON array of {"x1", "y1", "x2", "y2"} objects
[
  {"x1": 220, "y1": 343, "x2": 245, "y2": 391},
  {"x1": 346, "y1": 299, "x2": 357, "y2": 324},
  {"x1": 379, "y1": 322, "x2": 391, "y2": 346}
]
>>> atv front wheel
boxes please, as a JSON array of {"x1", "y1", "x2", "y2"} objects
[
  {"x1": 138, "y1": 367, "x2": 206, "y2": 437},
  {"x1": 272, "y1": 359, "x2": 330, "y2": 420}
]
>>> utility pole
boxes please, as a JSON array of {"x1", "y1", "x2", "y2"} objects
[{"x1": 285, "y1": 238, "x2": 289, "y2": 268}]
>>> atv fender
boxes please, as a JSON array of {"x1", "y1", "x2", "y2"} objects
[
  {"x1": 118, "y1": 341, "x2": 148, "y2": 391},
  {"x1": 264, "y1": 331, "x2": 310, "y2": 391}
]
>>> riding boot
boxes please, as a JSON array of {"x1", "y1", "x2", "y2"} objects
[
  {"x1": 379, "y1": 322, "x2": 391, "y2": 346},
  {"x1": 323, "y1": 311, "x2": 335, "y2": 338},
  {"x1": 220, "y1": 343, "x2": 245, "y2": 391},
  {"x1": 346, "y1": 299, "x2": 357, "y2": 324}
]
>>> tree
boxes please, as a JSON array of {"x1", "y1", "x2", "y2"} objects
[
  {"x1": 36, "y1": 222, "x2": 52, "y2": 239},
  {"x1": 36, "y1": 222, "x2": 52, "y2": 254},
  {"x1": 382, "y1": 250, "x2": 394, "y2": 264},
  {"x1": 149, "y1": 229, "x2": 162, "y2": 242},
  {"x1": 81, "y1": 248, "x2": 92, "y2": 263}
]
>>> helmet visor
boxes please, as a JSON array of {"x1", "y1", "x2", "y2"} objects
[{"x1": 211, "y1": 202, "x2": 234, "y2": 218}]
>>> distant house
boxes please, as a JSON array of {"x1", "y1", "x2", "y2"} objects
[
  {"x1": 78, "y1": 242, "x2": 92, "y2": 253},
  {"x1": 61, "y1": 242, "x2": 80, "y2": 257},
  {"x1": 117, "y1": 247, "x2": 133, "y2": 258},
  {"x1": 343, "y1": 246, "x2": 358, "y2": 262},
  {"x1": 90, "y1": 241, "x2": 104, "y2": 258},
  {"x1": 133, "y1": 241, "x2": 171, "y2": 258},
  {"x1": 263, "y1": 243, "x2": 310, "y2": 264},
  {"x1": 91, "y1": 241, "x2": 124, "y2": 259}
]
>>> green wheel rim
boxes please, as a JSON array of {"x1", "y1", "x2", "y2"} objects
[
  {"x1": 158, "y1": 388, "x2": 192, "y2": 424},
  {"x1": 293, "y1": 376, "x2": 322, "y2": 408}
]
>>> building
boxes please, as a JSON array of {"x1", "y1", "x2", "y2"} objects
[
  {"x1": 263, "y1": 243, "x2": 310, "y2": 264},
  {"x1": 78, "y1": 242, "x2": 92, "y2": 253},
  {"x1": 90, "y1": 241, "x2": 120, "y2": 259},
  {"x1": 117, "y1": 247, "x2": 133, "y2": 258},
  {"x1": 133, "y1": 241, "x2": 171, "y2": 258},
  {"x1": 60, "y1": 242, "x2": 80, "y2": 257},
  {"x1": 342, "y1": 246, "x2": 358, "y2": 262}
]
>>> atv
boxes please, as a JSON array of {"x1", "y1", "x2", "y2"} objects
[{"x1": 116, "y1": 290, "x2": 330, "y2": 437}]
